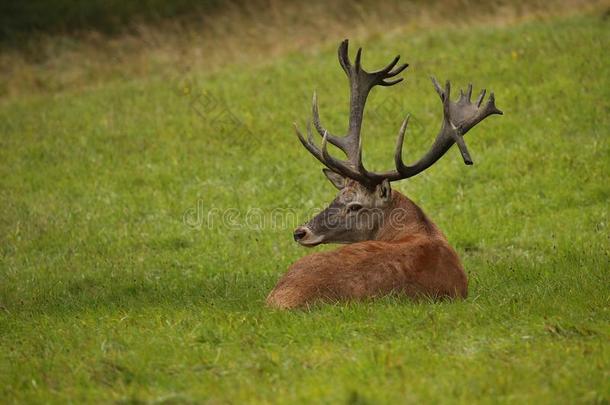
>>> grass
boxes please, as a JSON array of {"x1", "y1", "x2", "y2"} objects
[{"x1": 1, "y1": 7, "x2": 609, "y2": 404}]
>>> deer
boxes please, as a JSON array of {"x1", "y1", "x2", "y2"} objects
[{"x1": 266, "y1": 39, "x2": 502, "y2": 310}]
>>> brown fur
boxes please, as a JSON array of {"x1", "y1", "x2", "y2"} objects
[{"x1": 267, "y1": 191, "x2": 467, "y2": 309}]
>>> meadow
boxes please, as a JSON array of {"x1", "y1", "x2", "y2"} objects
[{"x1": 0, "y1": 2, "x2": 609, "y2": 403}]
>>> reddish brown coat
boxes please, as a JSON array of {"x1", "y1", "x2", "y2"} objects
[{"x1": 267, "y1": 192, "x2": 467, "y2": 309}]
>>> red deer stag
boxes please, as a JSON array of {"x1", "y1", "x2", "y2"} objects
[{"x1": 267, "y1": 40, "x2": 502, "y2": 309}]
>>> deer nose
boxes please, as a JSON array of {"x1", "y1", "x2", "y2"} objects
[{"x1": 293, "y1": 227, "x2": 309, "y2": 242}]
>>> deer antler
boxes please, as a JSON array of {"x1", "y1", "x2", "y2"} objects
[
  {"x1": 295, "y1": 39, "x2": 503, "y2": 188},
  {"x1": 389, "y1": 77, "x2": 503, "y2": 178}
]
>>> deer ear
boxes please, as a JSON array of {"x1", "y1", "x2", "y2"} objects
[
  {"x1": 378, "y1": 179, "x2": 392, "y2": 201},
  {"x1": 322, "y1": 169, "x2": 346, "y2": 190}
]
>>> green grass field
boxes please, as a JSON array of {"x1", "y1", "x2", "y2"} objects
[{"x1": 1, "y1": 8, "x2": 609, "y2": 404}]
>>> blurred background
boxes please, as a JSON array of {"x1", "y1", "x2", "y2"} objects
[{"x1": 1, "y1": 0, "x2": 606, "y2": 98}]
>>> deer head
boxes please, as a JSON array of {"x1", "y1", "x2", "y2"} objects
[{"x1": 293, "y1": 40, "x2": 502, "y2": 247}]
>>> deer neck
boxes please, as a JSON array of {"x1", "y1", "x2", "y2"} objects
[{"x1": 375, "y1": 191, "x2": 442, "y2": 242}]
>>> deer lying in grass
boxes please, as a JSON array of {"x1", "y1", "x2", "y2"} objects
[{"x1": 267, "y1": 40, "x2": 502, "y2": 309}]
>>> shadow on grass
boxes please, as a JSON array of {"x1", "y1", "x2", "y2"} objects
[
  {"x1": 2, "y1": 269, "x2": 279, "y2": 316},
  {"x1": 2, "y1": 244, "x2": 605, "y2": 318}
]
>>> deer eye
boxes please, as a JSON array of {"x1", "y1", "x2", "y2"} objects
[{"x1": 347, "y1": 203, "x2": 363, "y2": 213}]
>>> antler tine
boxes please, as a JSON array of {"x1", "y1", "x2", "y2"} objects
[
  {"x1": 372, "y1": 56, "x2": 409, "y2": 84},
  {"x1": 354, "y1": 48, "x2": 363, "y2": 71},
  {"x1": 393, "y1": 115, "x2": 410, "y2": 173},
  {"x1": 475, "y1": 89, "x2": 486, "y2": 107},
  {"x1": 373, "y1": 55, "x2": 400, "y2": 75},
  {"x1": 337, "y1": 39, "x2": 351, "y2": 76},
  {"x1": 450, "y1": 127, "x2": 473, "y2": 165},
  {"x1": 432, "y1": 77, "x2": 444, "y2": 100},
  {"x1": 294, "y1": 122, "x2": 340, "y2": 170},
  {"x1": 294, "y1": 122, "x2": 323, "y2": 163},
  {"x1": 467, "y1": 84, "x2": 473, "y2": 100},
  {"x1": 389, "y1": 63, "x2": 409, "y2": 76},
  {"x1": 486, "y1": 92, "x2": 503, "y2": 115},
  {"x1": 380, "y1": 77, "x2": 404, "y2": 87},
  {"x1": 311, "y1": 92, "x2": 346, "y2": 151},
  {"x1": 443, "y1": 80, "x2": 451, "y2": 121}
]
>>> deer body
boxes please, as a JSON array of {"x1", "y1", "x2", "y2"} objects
[
  {"x1": 267, "y1": 188, "x2": 467, "y2": 309},
  {"x1": 267, "y1": 40, "x2": 501, "y2": 309}
]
